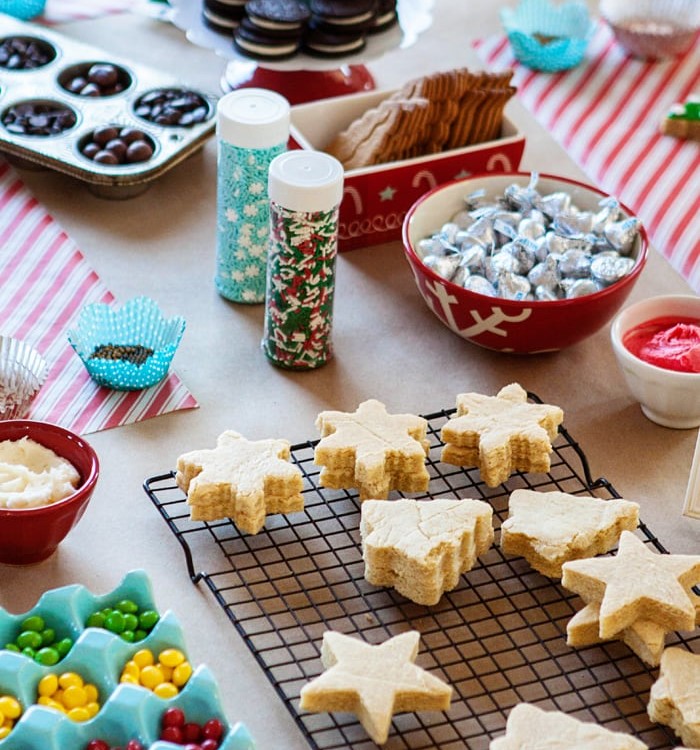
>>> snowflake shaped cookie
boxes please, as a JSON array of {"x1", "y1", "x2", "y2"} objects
[
  {"x1": 361, "y1": 497, "x2": 494, "y2": 605},
  {"x1": 441, "y1": 383, "x2": 564, "y2": 487},
  {"x1": 299, "y1": 630, "x2": 452, "y2": 744},
  {"x1": 314, "y1": 399, "x2": 430, "y2": 500},
  {"x1": 176, "y1": 430, "x2": 303, "y2": 534}
]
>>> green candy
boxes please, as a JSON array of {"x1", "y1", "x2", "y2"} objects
[
  {"x1": 138, "y1": 610, "x2": 159, "y2": 631},
  {"x1": 104, "y1": 610, "x2": 126, "y2": 634},
  {"x1": 55, "y1": 638, "x2": 73, "y2": 657},
  {"x1": 86, "y1": 612, "x2": 106, "y2": 628},
  {"x1": 20, "y1": 615, "x2": 45, "y2": 633},
  {"x1": 40, "y1": 628, "x2": 55, "y2": 646},
  {"x1": 122, "y1": 613, "x2": 138, "y2": 632},
  {"x1": 16, "y1": 631, "x2": 42, "y2": 650},
  {"x1": 4, "y1": 643, "x2": 19, "y2": 653},
  {"x1": 21, "y1": 646, "x2": 36, "y2": 659},
  {"x1": 133, "y1": 629, "x2": 148, "y2": 642},
  {"x1": 116, "y1": 599, "x2": 139, "y2": 614},
  {"x1": 35, "y1": 647, "x2": 60, "y2": 666},
  {"x1": 119, "y1": 630, "x2": 135, "y2": 643}
]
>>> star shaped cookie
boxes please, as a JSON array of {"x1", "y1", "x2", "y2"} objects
[
  {"x1": 441, "y1": 383, "x2": 564, "y2": 487},
  {"x1": 176, "y1": 430, "x2": 303, "y2": 534},
  {"x1": 500, "y1": 489, "x2": 640, "y2": 578},
  {"x1": 360, "y1": 497, "x2": 494, "y2": 605},
  {"x1": 648, "y1": 647, "x2": 700, "y2": 748},
  {"x1": 314, "y1": 399, "x2": 430, "y2": 500},
  {"x1": 299, "y1": 630, "x2": 452, "y2": 744},
  {"x1": 491, "y1": 703, "x2": 648, "y2": 749},
  {"x1": 561, "y1": 531, "x2": 700, "y2": 639}
]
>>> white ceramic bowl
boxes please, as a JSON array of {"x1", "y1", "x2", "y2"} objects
[{"x1": 610, "y1": 294, "x2": 700, "y2": 428}]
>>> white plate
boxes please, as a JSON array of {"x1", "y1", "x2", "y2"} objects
[{"x1": 168, "y1": 0, "x2": 434, "y2": 71}]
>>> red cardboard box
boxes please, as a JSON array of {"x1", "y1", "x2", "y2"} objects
[{"x1": 290, "y1": 89, "x2": 526, "y2": 251}]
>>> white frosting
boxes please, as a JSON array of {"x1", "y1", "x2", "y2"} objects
[{"x1": 0, "y1": 437, "x2": 80, "y2": 509}]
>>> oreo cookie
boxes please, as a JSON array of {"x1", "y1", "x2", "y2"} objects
[
  {"x1": 245, "y1": 0, "x2": 311, "y2": 33},
  {"x1": 233, "y1": 20, "x2": 302, "y2": 59},
  {"x1": 302, "y1": 23, "x2": 366, "y2": 57},
  {"x1": 368, "y1": 0, "x2": 398, "y2": 33},
  {"x1": 310, "y1": 0, "x2": 377, "y2": 33},
  {"x1": 202, "y1": 0, "x2": 246, "y2": 34}
]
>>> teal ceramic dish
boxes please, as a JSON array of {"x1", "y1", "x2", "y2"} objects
[
  {"x1": 0, "y1": 0, "x2": 46, "y2": 20},
  {"x1": 0, "y1": 570, "x2": 255, "y2": 750},
  {"x1": 67, "y1": 297, "x2": 185, "y2": 391},
  {"x1": 501, "y1": 0, "x2": 594, "y2": 72}
]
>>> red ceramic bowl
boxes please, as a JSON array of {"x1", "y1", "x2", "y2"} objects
[
  {"x1": 0, "y1": 420, "x2": 99, "y2": 565},
  {"x1": 402, "y1": 172, "x2": 648, "y2": 354}
]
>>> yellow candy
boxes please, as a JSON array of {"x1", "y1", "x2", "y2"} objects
[
  {"x1": 86, "y1": 701, "x2": 100, "y2": 718},
  {"x1": 133, "y1": 649, "x2": 154, "y2": 668},
  {"x1": 0, "y1": 710, "x2": 4, "y2": 725},
  {"x1": 58, "y1": 672, "x2": 83, "y2": 690},
  {"x1": 172, "y1": 662, "x2": 192, "y2": 687},
  {"x1": 63, "y1": 685, "x2": 88, "y2": 709},
  {"x1": 158, "y1": 649, "x2": 185, "y2": 668},
  {"x1": 66, "y1": 706, "x2": 90, "y2": 722},
  {"x1": 120, "y1": 673, "x2": 139, "y2": 685},
  {"x1": 159, "y1": 664, "x2": 173, "y2": 682},
  {"x1": 38, "y1": 674, "x2": 58, "y2": 697},
  {"x1": 153, "y1": 682, "x2": 179, "y2": 699},
  {"x1": 0, "y1": 726, "x2": 10, "y2": 740},
  {"x1": 139, "y1": 665, "x2": 165, "y2": 690},
  {"x1": 38, "y1": 697, "x2": 65, "y2": 712},
  {"x1": 0, "y1": 696, "x2": 21, "y2": 719},
  {"x1": 84, "y1": 684, "x2": 99, "y2": 703},
  {"x1": 121, "y1": 660, "x2": 141, "y2": 680}
]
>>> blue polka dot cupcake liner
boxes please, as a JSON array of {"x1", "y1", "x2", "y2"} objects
[
  {"x1": 0, "y1": 0, "x2": 46, "y2": 20},
  {"x1": 67, "y1": 297, "x2": 185, "y2": 392}
]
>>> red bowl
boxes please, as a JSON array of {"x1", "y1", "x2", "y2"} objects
[
  {"x1": 0, "y1": 420, "x2": 99, "y2": 565},
  {"x1": 402, "y1": 172, "x2": 648, "y2": 354}
]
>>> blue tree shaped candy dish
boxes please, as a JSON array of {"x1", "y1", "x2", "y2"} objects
[
  {"x1": 67, "y1": 297, "x2": 186, "y2": 391},
  {"x1": 0, "y1": 570, "x2": 255, "y2": 750},
  {"x1": 501, "y1": 0, "x2": 594, "y2": 72}
]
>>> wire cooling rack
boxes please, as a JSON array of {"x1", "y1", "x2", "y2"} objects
[{"x1": 144, "y1": 400, "x2": 699, "y2": 750}]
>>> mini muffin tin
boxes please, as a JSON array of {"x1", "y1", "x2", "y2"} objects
[
  {"x1": 0, "y1": 570, "x2": 255, "y2": 750},
  {"x1": 0, "y1": 16, "x2": 217, "y2": 198}
]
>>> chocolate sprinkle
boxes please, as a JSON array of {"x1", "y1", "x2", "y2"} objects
[{"x1": 90, "y1": 344, "x2": 154, "y2": 365}]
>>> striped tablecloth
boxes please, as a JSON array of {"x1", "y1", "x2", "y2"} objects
[
  {"x1": 474, "y1": 22, "x2": 700, "y2": 292},
  {"x1": 0, "y1": 158, "x2": 198, "y2": 434},
  {"x1": 39, "y1": 0, "x2": 142, "y2": 24}
]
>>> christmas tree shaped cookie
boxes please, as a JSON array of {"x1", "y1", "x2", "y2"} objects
[
  {"x1": 648, "y1": 647, "x2": 700, "y2": 748},
  {"x1": 441, "y1": 383, "x2": 564, "y2": 487},
  {"x1": 661, "y1": 94, "x2": 700, "y2": 141},
  {"x1": 176, "y1": 430, "x2": 303, "y2": 533},
  {"x1": 500, "y1": 489, "x2": 640, "y2": 578},
  {"x1": 299, "y1": 630, "x2": 452, "y2": 744},
  {"x1": 314, "y1": 399, "x2": 430, "y2": 500},
  {"x1": 562, "y1": 531, "x2": 700, "y2": 638},
  {"x1": 491, "y1": 703, "x2": 648, "y2": 749},
  {"x1": 360, "y1": 497, "x2": 494, "y2": 605}
]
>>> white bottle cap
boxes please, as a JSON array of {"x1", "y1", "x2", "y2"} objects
[
  {"x1": 268, "y1": 151, "x2": 344, "y2": 213},
  {"x1": 217, "y1": 88, "x2": 290, "y2": 149}
]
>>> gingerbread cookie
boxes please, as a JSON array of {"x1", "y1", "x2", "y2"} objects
[
  {"x1": 314, "y1": 399, "x2": 430, "y2": 500},
  {"x1": 360, "y1": 497, "x2": 494, "y2": 605},
  {"x1": 561, "y1": 530, "x2": 700, "y2": 638},
  {"x1": 648, "y1": 647, "x2": 700, "y2": 748},
  {"x1": 299, "y1": 630, "x2": 452, "y2": 744},
  {"x1": 176, "y1": 430, "x2": 303, "y2": 534},
  {"x1": 441, "y1": 383, "x2": 564, "y2": 487},
  {"x1": 500, "y1": 489, "x2": 640, "y2": 578},
  {"x1": 491, "y1": 703, "x2": 648, "y2": 749},
  {"x1": 660, "y1": 95, "x2": 700, "y2": 141}
]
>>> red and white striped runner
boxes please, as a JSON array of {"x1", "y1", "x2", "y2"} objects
[
  {"x1": 39, "y1": 0, "x2": 140, "y2": 24},
  {"x1": 0, "y1": 158, "x2": 198, "y2": 434},
  {"x1": 474, "y1": 23, "x2": 700, "y2": 291}
]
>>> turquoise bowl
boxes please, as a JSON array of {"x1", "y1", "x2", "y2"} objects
[
  {"x1": 0, "y1": 0, "x2": 46, "y2": 20},
  {"x1": 501, "y1": 0, "x2": 594, "y2": 72},
  {"x1": 0, "y1": 570, "x2": 255, "y2": 750},
  {"x1": 68, "y1": 297, "x2": 185, "y2": 391}
]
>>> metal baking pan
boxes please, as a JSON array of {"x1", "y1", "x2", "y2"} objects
[{"x1": 0, "y1": 14, "x2": 217, "y2": 198}]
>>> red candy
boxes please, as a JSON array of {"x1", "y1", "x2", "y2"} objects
[
  {"x1": 85, "y1": 741, "x2": 144, "y2": 750},
  {"x1": 160, "y1": 726, "x2": 184, "y2": 744},
  {"x1": 202, "y1": 720, "x2": 224, "y2": 742},
  {"x1": 162, "y1": 707, "x2": 186, "y2": 728},
  {"x1": 159, "y1": 710, "x2": 225, "y2": 749}
]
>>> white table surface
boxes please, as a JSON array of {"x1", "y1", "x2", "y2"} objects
[{"x1": 1, "y1": 2, "x2": 698, "y2": 748}]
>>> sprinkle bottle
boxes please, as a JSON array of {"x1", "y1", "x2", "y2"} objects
[
  {"x1": 215, "y1": 88, "x2": 290, "y2": 304},
  {"x1": 262, "y1": 150, "x2": 344, "y2": 369}
]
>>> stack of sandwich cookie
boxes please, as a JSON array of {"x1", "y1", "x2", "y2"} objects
[
  {"x1": 303, "y1": 0, "x2": 377, "y2": 56},
  {"x1": 368, "y1": 0, "x2": 398, "y2": 33},
  {"x1": 202, "y1": 0, "x2": 247, "y2": 34},
  {"x1": 234, "y1": 0, "x2": 310, "y2": 59}
]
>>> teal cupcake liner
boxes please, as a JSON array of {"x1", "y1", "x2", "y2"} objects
[
  {"x1": 501, "y1": 0, "x2": 594, "y2": 72},
  {"x1": 68, "y1": 297, "x2": 185, "y2": 391}
]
